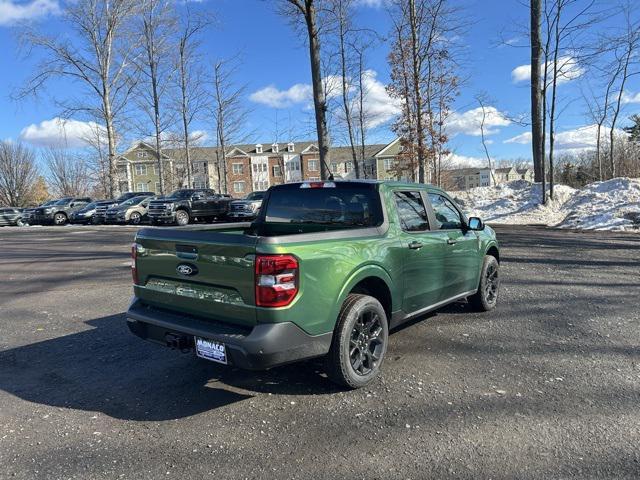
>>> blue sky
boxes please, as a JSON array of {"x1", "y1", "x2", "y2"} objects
[{"x1": 0, "y1": 0, "x2": 639, "y2": 166}]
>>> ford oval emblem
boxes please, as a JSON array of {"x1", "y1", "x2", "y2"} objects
[{"x1": 176, "y1": 263, "x2": 198, "y2": 276}]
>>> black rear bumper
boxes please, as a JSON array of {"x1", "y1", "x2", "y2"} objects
[{"x1": 126, "y1": 298, "x2": 332, "y2": 370}]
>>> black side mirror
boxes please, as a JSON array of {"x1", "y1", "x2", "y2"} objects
[{"x1": 467, "y1": 217, "x2": 484, "y2": 231}]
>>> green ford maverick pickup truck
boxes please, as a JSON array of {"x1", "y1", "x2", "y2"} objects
[{"x1": 127, "y1": 180, "x2": 500, "y2": 388}]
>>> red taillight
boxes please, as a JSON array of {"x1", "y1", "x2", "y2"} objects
[
  {"x1": 255, "y1": 254, "x2": 299, "y2": 307},
  {"x1": 131, "y1": 243, "x2": 139, "y2": 285}
]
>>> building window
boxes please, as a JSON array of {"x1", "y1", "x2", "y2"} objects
[
  {"x1": 193, "y1": 180, "x2": 206, "y2": 189},
  {"x1": 308, "y1": 159, "x2": 319, "y2": 171},
  {"x1": 272, "y1": 143, "x2": 279, "y2": 153},
  {"x1": 308, "y1": 176, "x2": 320, "y2": 181},
  {"x1": 136, "y1": 151, "x2": 147, "y2": 158},
  {"x1": 288, "y1": 143, "x2": 295, "y2": 152},
  {"x1": 155, "y1": 182, "x2": 160, "y2": 193},
  {"x1": 136, "y1": 182, "x2": 146, "y2": 192},
  {"x1": 331, "y1": 162, "x2": 339, "y2": 173},
  {"x1": 272, "y1": 165, "x2": 282, "y2": 177},
  {"x1": 345, "y1": 161, "x2": 353, "y2": 173},
  {"x1": 255, "y1": 144, "x2": 263, "y2": 154},
  {"x1": 289, "y1": 161, "x2": 300, "y2": 171},
  {"x1": 254, "y1": 180, "x2": 268, "y2": 191},
  {"x1": 232, "y1": 163, "x2": 244, "y2": 175},
  {"x1": 384, "y1": 158, "x2": 394, "y2": 171},
  {"x1": 233, "y1": 181, "x2": 245, "y2": 193},
  {"x1": 135, "y1": 164, "x2": 147, "y2": 176}
]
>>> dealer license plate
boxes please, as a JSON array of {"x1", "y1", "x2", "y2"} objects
[{"x1": 195, "y1": 337, "x2": 227, "y2": 364}]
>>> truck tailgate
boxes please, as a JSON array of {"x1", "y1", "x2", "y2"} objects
[{"x1": 133, "y1": 226, "x2": 258, "y2": 327}]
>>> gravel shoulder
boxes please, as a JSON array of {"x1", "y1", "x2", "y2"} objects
[{"x1": 0, "y1": 225, "x2": 639, "y2": 479}]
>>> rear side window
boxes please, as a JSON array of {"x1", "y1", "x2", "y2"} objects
[
  {"x1": 428, "y1": 193, "x2": 462, "y2": 230},
  {"x1": 264, "y1": 183, "x2": 383, "y2": 227},
  {"x1": 394, "y1": 191, "x2": 429, "y2": 232}
]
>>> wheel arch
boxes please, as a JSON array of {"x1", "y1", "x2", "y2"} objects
[
  {"x1": 333, "y1": 265, "x2": 397, "y2": 324},
  {"x1": 485, "y1": 243, "x2": 500, "y2": 263}
]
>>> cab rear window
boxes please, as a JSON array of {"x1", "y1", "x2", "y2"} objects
[{"x1": 264, "y1": 183, "x2": 383, "y2": 228}]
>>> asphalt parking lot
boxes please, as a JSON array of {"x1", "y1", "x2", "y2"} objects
[{"x1": 0, "y1": 224, "x2": 639, "y2": 479}]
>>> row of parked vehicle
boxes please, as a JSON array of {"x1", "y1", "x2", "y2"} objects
[{"x1": 2, "y1": 189, "x2": 267, "y2": 227}]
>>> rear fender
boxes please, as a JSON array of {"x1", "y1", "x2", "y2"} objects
[{"x1": 330, "y1": 264, "x2": 397, "y2": 329}]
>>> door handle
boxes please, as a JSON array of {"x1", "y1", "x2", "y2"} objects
[
  {"x1": 446, "y1": 238, "x2": 457, "y2": 245},
  {"x1": 408, "y1": 241, "x2": 423, "y2": 250}
]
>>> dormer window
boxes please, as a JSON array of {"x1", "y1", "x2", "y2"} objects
[
  {"x1": 288, "y1": 142, "x2": 295, "y2": 152},
  {"x1": 272, "y1": 143, "x2": 279, "y2": 153},
  {"x1": 256, "y1": 144, "x2": 263, "y2": 154}
]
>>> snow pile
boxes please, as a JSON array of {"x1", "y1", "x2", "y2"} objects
[
  {"x1": 452, "y1": 180, "x2": 576, "y2": 226},
  {"x1": 452, "y1": 177, "x2": 640, "y2": 232},
  {"x1": 556, "y1": 178, "x2": 640, "y2": 231}
]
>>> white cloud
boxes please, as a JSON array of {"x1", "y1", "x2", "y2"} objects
[
  {"x1": 504, "y1": 131, "x2": 532, "y2": 144},
  {"x1": 445, "y1": 106, "x2": 511, "y2": 137},
  {"x1": 249, "y1": 84, "x2": 313, "y2": 109},
  {"x1": 621, "y1": 91, "x2": 640, "y2": 105},
  {"x1": 20, "y1": 117, "x2": 105, "y2": 148},
  {"x1": 511, "y1": 56, "x2": 585, "y2": 85},
  {"x1": 0, "y1": 0, "x2": 60, "y2": 26},
  {"x1": 249, "y1": 70, "x2": 401, "y2": 128},
  {"x1": 354, "y1": 0, "x2": 388, "y2": 6},
  {"x1": 503, "y1": 125, "x2": 626, "y2": 152},
  {"x1": 357, "y1": 70, "x2": 402, "y2": 128},
  {"x1": 447, "y1": 153, "x2": 488, "y2": 168}
]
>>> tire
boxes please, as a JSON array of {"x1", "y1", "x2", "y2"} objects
[
  {"x1": 16, "y1": 219, "x2": 25, "y2": 227},
  {"x1": 175, "y1": 209, "x2": 190, "y2": 226},
  {"x1": 325, "y1": 294, "x2": 389, "y2": 389},
  {"x1": 129, "y1": 211, "x2": 142, "y2": 225},
  {"x1": 53, "y1": 212, "x2": 68, "y2": 225},
  {"x1": 469, "y1": 255, "x2": 500, "y2": 311}
]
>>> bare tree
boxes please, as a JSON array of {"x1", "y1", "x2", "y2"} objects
[
  {"x1": 135, "y1": 0, "x2": 177, "y2": 194},
  {"x1": 280, "y1": 0, "x2": 331, "y2": 180},
  {"x1": 327, "y1": 0, "x2": 367, "y2": 179},
  {"x1": 476, "y1": 94, "x2": 498, "y2": 185},
  {"x1": 387, "y1": 0, "x2": 463, "y2": 184},
  {"x1": 0, "y1": 142, "x2": 39, "y2": 207},
  {"x1": 20, "y1": 0, "x2": 139, "y2": 198},
  {"x1": 607, "y1": 5, "x2": 640, "y2": 178},
  {"x1": 175, "y1": 9, "x2": 211, "y2": 189},
  {"x1": 212, "y1": 58, "x2": 251, "y2": 194},
  {"x1": 44, "y1": 149, "x2": 90, "y2": 197},
  {"x1": 530, "y1": 0, "x2": 545, "y2": 192}
]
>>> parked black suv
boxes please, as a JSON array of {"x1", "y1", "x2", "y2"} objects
[
  {"x1": 32, "y1": 197, "x2": 93, "y2": 225},
  {"x1": 93, "y1": 191, "x2": 155, "y2": 224},
  {"x1": 147, "y1": 189, "x2": 233, "y2": 226}
]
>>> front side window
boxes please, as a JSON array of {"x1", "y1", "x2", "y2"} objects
[
  {"x1": 394, "y1": 191, "x2": 429, "y2": 232},
  {"x1": 428, "y1": 193, "x2": 462, "y2": 230}
]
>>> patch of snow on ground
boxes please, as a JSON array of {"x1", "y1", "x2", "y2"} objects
[
  {"x1": 451, "y1": 178, "x2": 640, "y2": 232},
  {"x1": 556, "y1": 178, "x2": 640, "y2": 231},
  {"x1": 452, "y1": 180, "x2": 576, "y2": 225}
]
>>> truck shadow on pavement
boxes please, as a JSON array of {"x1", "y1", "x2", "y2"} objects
[{"x1": 0, "y1": 314, "x2": 339, "y2": 422}]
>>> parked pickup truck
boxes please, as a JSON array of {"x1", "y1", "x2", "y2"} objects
[
  {"x1": 227, "y1": 191, "x2": 266, "y2": 221},
  {"x1": 147, "y1": 189, "x2": 233, "y2": 226},
  {"x1": 127, "y1": 180, "x2": 500, "y2": 388},
  {"x1": 32, "y1": 197, "x2": 93, "y2": 225}
]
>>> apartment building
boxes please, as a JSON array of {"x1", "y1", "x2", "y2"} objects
[{"x1": 117, "y1": 138, "x2": 423, "y2": 197}]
